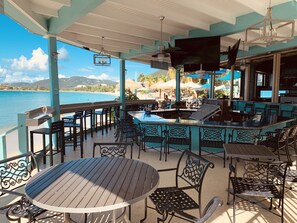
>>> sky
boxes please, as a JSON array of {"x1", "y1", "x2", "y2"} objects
[{"x1": 0, "y1": 14, "x2": 159, "y2": 84}]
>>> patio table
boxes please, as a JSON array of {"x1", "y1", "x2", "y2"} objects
[
  {"x1": 25, "y1": 157, "x2": 159, "y2": 223},
  {"x1": 223, "y1": 143, "x2": 277, "y2": 160}
]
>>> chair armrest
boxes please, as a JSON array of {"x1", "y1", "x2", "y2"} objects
[
  {"x1": 0, "y1": 189, "x2": 26, "y2": 212},
  {"x1": 174, "y1": 210, "x2": 198, "y2": 222},
  {"x1": 0, "y1": 189, "x2": 24, "y2": 197},
  {"x1": 157, "y1": 167, "x2": 177, "y2": 173}
]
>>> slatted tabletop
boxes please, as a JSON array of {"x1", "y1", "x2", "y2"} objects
[
  {"x1": 223, "y1": 143, "x2": 277, "y2": 160},
  {"x1": 25, "y1": 157, "x2": 159, "y2": 214}
]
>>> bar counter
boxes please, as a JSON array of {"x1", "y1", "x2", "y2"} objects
[
  {"x1": 129, "y1": 110, "x2": 295, "y2": 151},
  {"x1": 129, "y1": 110, "x2": 294, "y2": 130}
]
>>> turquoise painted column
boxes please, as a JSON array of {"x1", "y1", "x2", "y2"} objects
[
  {"x1": 176, "y1": 67, "x2": 181, "y2": 102},
  {"x1": 48, "y1": 37, "x2": 60, "y2": 121},
  {"x1": 17, "y1": 113, "x2": 28, "y2": 154},
  {"x1": 120, "y1": 59, "x2": 126, "y2": 116},
  {"x1": 210, "y1": 74, "x2": 215, "y2": 98}
]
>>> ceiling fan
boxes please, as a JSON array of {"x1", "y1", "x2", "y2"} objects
[{"x1": 152, "y1": 16, "x2": 170, "y2": 62}]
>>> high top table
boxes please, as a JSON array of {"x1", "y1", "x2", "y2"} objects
[{"x1": 25, "y1": 157, "x2": 159, "y2": 223}]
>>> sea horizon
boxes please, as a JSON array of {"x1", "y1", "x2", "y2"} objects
[{"x1": 0, "y1": 90, "x2": 118, "y2": 133}]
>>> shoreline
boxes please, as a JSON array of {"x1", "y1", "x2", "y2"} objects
[
  {"x1": 0, "y1": 90, "x2": 118, "y2": 135},
  {"x1": 0, "y1": 89, "x2": 119, "y2": 96}
]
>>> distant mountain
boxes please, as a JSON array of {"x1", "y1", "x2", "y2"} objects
[
  {"x1": 150, "y1": 70, "x2": 168, "y2": 77},
  {"x1": 10, "y1": 76, "x2": 117, "y2": 89}
]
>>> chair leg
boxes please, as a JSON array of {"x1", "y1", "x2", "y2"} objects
[
  {"x1": 105, "y1": 112, "x2": 108, "y2": 133},
  {"x1": 80, "y1": 125, "x2": 84, "y2": 158},
  {"x1": 84, "y1": 116, "x2": 87, "y2": 140},
  {"x1": 223, "y1": 151, "x2": 226, "y2": 168},
  {"x1": 109, "y1": 108, "x2": 112, "y2": 130},
  {"x1": 90, "y1": 113, "x2": 93, "y2": 138},
  {"x1": 101, "y1": 114, "x2": 104, "y2": 135},
  {"x1": 73, "y1": 126, "x2": 77, "y2": 151},
  {"x1": 233, "y1": 193, "x2": 236, "y2": 223},
  {"x1": 42, "y1": 134, "x2": 46, "y2": 164},
  {"x1": 61, "y1": 132, "x2": 65, "y2": 163},
  {"x1": 95, "y1": 114, "x2": 98, "y2": 133},
  {"x1": 49, "y1": 135, "x2": 53, "y2": 166}
]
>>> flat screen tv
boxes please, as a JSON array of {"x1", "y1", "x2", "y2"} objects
[
  {"x1": 260, "y1": 90, "x2": 287, "y2": 98},
  {"x1": 227, "y1": 39, "x2": 240, "y2": 69},
  {"x1": 171, "y1": 36, "x2": 220, "y2": 70}
]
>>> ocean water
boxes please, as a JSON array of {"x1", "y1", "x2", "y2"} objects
[{"x1": 0, "y1": 91, "x2": 117, "y2": 131}]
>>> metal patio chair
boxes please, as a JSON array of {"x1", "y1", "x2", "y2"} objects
[
  {"x1": 259, "y1": 126, "x2": 291, "y2": 162},
  {"x1": 227, "y1": 158, "x2": 288, "y2": 223},
  {"x1": 228, "y1": 128, "x2": 261, "y2": 145},
  {"x1": 199, "y1": 127, "x2": 226, "y2": 167},
  {"x1": 93, "y1": 142, "x2": 133, "y2": 159},
  {"x1": 140, "y1": 123, "x2": 165, "y2": 160},
  {"x1": 143, "y1": 150, "x2": 214, "y2": 223},
  {"x1": 164, "y1": 125, "x2": 191, "y2": 161},
  {"x1": 0, "y1": 152, "x2": 61, "y2": 222},
  {"x1": 174, "y1": 196, "x2": 223, "y2": 223}
]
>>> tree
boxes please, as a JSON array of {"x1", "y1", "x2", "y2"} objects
[{"x1": 115, "y1": 89, "x2": 139, "y2": 101}]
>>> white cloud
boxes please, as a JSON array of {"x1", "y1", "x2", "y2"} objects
[
  {"x1": 3, "y1": 71, "x2": 45, "y2": 83},
  {"x1": 0, "y1": 66, "x2": 8, "y2": 75},
  {"x1": 57, "y1": 47, "x2": 69, "y2": 60},
  {"x1": 85, "y1": 73, "x2": 109, "y2": 80},
  {"x1": 58, "y1": 74, "x2": 66, "y2": 78},
  {"x1": 10, "y1": 48, "x2": 48, "y2": 71},
  {"x1": 80, "y1": 66, "x2": 95, "y2": 73}
]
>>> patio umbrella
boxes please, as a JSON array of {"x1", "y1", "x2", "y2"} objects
[
  {"x1": 116, "y1": 79, "x2": 142, "y2": 91},
  {"x1": 217, "y1": 70, "x2": 241, "y2": 81},
  {"x1": 151, "y1": 79, "x2": 186, "y2": 90},
  {"x1": 215, "y1": 85, "x2": 227, "y2": 90},
  {"x1": 193, "y1": 83, "x2": 210, "y2": 90},
  {"x1": 183, "y1": 81, "x2": 202, "y2": 89}
]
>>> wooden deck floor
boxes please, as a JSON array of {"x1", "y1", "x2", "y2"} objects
[{"x1": 1, "y1": 126, "x2": 297, "y2": 223}]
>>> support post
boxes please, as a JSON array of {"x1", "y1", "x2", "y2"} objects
[
  {"x1": 0, "y1": 134, "x2": 7, "y2": 159},
  {"x1": 230, "y1": 65, "x2": 235, "y2": 100},
  {"x1": 210, "y1": 74, "x2": 215, "y2": 98},
  {"x1": 120, "y1": 59, "x2": 126, "y2": 116},
  {"x1": 48, "y1": 36, "x2": 60, "y2": 121},
  {"x1": 244, "y1": 60, "x2": 251, "y2": 101},
  {"x1": 272, "y1": 53, "x2": 281, "y2": 103},
  {"x1": 176, "y1": 67, "x2": 181, "y2": 102},
  {"x1": 17, "y1": 113, "x2": 28, "y2": 155}
]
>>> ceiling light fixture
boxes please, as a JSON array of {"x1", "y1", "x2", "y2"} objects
[
  {"x1": 152, "y1": 16, "x2": 169, "y2": 62},
  {"x1": 245, "y1": 0, "x2": 295, "y2": 46},
  {"x1": 93, "y1": 36, "x2": 111, "y2": 66}
]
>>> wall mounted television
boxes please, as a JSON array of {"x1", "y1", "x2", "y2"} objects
[
  {"x1": 260, "y1": 90, "x2": 287, "y2": 98},
  {"x1": 170, "y1": 36, "x2": 220, "y2": 71}
]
